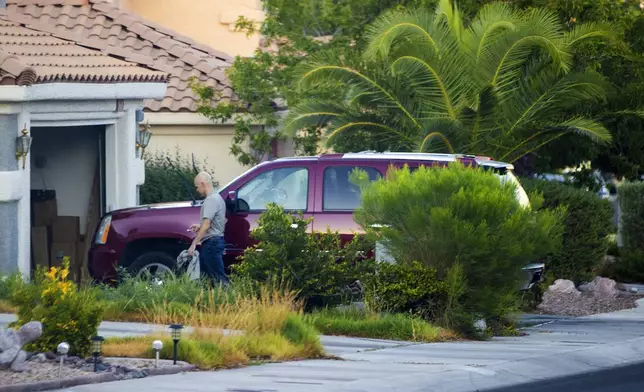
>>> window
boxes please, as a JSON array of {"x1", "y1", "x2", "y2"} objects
[
  {"x1": 237, "y1": 167, "x2": 309, "y2": 211},
  {"x1": 323, "y1": 166, "x2": 382, "y2": 211}
]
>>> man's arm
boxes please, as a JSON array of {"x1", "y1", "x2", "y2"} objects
[{"x1": 189, "y1": 218, "x2": 210, "y2": 255}]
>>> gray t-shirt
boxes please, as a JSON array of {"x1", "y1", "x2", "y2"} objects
[{"x1": 200, "y1": 191, "x2": 226, "y2": 241}]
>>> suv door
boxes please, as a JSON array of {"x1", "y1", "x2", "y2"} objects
[
  {"x1": 223, "y1": 163, "x2": 314, "y2": 267},
  {"x1": 311, "y1": 162, "x2": 383, "y2": 243}
]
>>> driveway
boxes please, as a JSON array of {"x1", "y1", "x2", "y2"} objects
[{"x1": 4, "y1": 305, "x2": 644, "y2": 392}]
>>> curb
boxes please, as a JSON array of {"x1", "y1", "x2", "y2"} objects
[{"x1": 0, "y1": 364, "x2": 196, "y2": 392}]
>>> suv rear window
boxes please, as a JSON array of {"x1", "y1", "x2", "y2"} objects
[{"x1": 323, "y1": 166, "x2": 382, "y2": 211}]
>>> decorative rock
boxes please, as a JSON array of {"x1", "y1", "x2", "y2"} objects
[
  {"x1": 29, "y1": 353, "x2": 48, "y2": 362},
  {"x1": 580, "y1": 277, "x2": 620, "y2": 298},
  {"x1": 0, "y1": 321, "x2": 43, "y2": 372},
  {"x1": 548, "y1": 279, "x2": 581, "y2": 296}
]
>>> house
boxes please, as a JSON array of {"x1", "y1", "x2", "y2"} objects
[
  {"x1": 6, "y1": 0, "x2": 264, "y2": 188},
  {"x1": 116, "y1": 0, "x2": 264, "y2": 58},
  {"x1": 0, "y1": 4, "x2": 168, "y2": 279}
]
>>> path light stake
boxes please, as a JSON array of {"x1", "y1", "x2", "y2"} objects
[
  {"x1": 91, "y1": 336, "x2": 104, "y2": 372},
  {"x1": 57, "y1": 342, "x2": 69, "y2": 378},
  {"x1": 169, "y1": 324, "x2": 183, "y2": 365},
  {"x1": 152, "y1": 340, "x2": 163, "y2": 368}
]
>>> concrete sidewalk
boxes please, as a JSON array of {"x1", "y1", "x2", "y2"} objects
[{"x1": 5, "y1": 303, "x2": 644, "y2": 392}]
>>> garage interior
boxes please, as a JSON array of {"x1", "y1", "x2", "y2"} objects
[{"x1": 29, "y1": 126, "x2": 106, "y2": 283}]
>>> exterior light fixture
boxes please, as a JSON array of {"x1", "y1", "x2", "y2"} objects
[
  {"x1": 57, "y1": 342, "x2": 70, "y2": 378},
  {"x1": 15, "y1": 124, "x2": 32, "y2": 169},
  {"x1": 136, "y1": 121, "x2": 152, "y2": 159},
  {"x1": 169, "y1": 324, "x2": 183, "y2": 365},
  {"x1": 152, "y1": 340, "x2": 163, "y2": 368},
  {"x1": 90, "y1": 336, "x2": 104, "y2": 372}
]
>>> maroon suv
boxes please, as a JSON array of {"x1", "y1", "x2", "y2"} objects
[{"x1": 88, "y1": 152, "x2": 544, "y2": 288}]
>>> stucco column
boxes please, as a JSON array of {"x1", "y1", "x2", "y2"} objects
[
  {"x1": 0, "y1": 106, "x2": 31, "y2": 278},
  {"x1": 115, "y1": 106, "x2": 138, "y2": 208}
]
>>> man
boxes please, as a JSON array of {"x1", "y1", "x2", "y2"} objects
[{"x1": 188, "y1": 171, "x2": 229, "y2": 284}]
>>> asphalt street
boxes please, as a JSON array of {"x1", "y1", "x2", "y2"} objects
[{"x1": 483, "y1": 361, "x2": 644, "y2": 392}]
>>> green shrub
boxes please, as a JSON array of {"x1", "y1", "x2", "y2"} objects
[
  {"x1": 614, "y1": 182, "x2": 644, "y2": 282},
  {"x1": 363, "y1": 261, "x2": 447, "y2": 319},
  {"x1": 10, "y1": 259, "x2": 105, "y2": 357},
  {"x1": 521, "y1": 178, "x2": 614, "y2": 283},
  {"x1": 233, "y1": 203, "x2": 375, "y2": 308},
  {"x1": 140, "y1": 148, "x2": 218, "y2": 205},
  {"x1": 353, "y1": 163, "x2": 564, "y2": 332}
]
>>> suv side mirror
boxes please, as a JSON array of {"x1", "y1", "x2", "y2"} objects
[{"x1": 226, "y1": 191, "x2": 250, "y2": 214}]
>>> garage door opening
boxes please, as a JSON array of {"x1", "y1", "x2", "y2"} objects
[{"x1": 29, "y1": 126, "x2": 106, "y2": 283}]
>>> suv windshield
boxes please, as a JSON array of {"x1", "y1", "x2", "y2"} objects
[{"x1": 496, "y1": 170, "x2": 530, "y2": 208}]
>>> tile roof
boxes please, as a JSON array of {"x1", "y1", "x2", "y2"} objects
[
  {"x1": 5, "y1": 0, "x2": 237, "y2": 112},
  {"x1": 0, "y1": 14, "x2": 167, "y2": 86}
]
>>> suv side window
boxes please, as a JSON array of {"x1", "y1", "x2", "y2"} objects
[
  {"x1": 237, "y1": 167, "x2": 309, "y2": 211},
  {"x1": 323, "y1": 166, "x2": 382, "y2": 211}
]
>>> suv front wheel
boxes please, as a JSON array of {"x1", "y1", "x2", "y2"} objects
[{"x1": 128, "y1": 251, "x2": 177, "y2": 285}]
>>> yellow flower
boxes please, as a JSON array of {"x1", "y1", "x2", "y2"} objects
[{"x1": 60, "y1": 268, "x2": 69, "y2": 281}]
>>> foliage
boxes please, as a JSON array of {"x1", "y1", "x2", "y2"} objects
[
  {"x1": 363, "y1": 261, "x2": 448, "y2": 319},
  {"x1": 191, "y1": 0, "x2": 486, "y2": 166},
  {"x1": 232, "y1": 203, "x2": 375, "y2": 308},
  {"x1": 512, "y1": 0, "x2": 644, "y2": 178},
  {"x1": 521, "y1": 178, "x2": 614, "y2": 283},
  {"x1": 140, "y1": 148, "x2": 217, "y2": 205},
  {"x1": 283, "y1": 0, "x2": 629, "y2": 162},
  {"x1": 9, "y1": 259, "x2": 105, "y2": 357},
  {"x1": 613, "y1": 181, "x2": 644, "y2": 282},
  {"x1": 305, "y1": 307, "x2": 457, "y2": 342},
  {"x1": 103, "y1": 316, "x2": 323, "y2": 369},
  {"x1": 353, "y1": 163, "x2": 564, "y2": 331}
]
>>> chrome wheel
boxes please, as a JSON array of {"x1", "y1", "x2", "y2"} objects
[{"x1": 137, "y1": 263, "x2": 175, "y2": 286}]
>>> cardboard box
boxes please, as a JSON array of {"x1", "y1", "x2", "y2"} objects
[
  {"x1": 50, "y1": 242, "x2": 76, "y2": 268},
  {"x1": 52, "y1": 216, "x2": 80, "y2": 243},
  {"x1": 32, "y1": 200, "x2": 58, "y2": 227},
  {"x1": 31, "y1": 226, "x2": 50, "y2": 270}
]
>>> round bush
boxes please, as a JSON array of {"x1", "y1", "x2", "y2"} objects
[
  {"x1": 353, "y1": 163, "x2": 564, "y2": 329},
  {"x1": 521, "y1": 178, "x2": 614, "y2": 284}
]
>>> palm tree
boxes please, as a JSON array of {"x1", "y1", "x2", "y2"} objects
[{"x1": 282, "y1": 0, "x2": 617, "y2": 163}]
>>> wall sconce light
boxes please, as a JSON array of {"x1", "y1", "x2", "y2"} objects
[
  {"x1": 137, "y1": 121, "x2": 152, "y2": 159},
  {"x1": 15, "y1": 124, "x2": 32, "y2": 169}
]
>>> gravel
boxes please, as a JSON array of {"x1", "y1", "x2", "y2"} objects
[
  {"x1": 537, "y1": 291, "x2": 644, "y2": 317},
  {"x1": 0, "y1": 355, "x2": 186, "y2": 387}
]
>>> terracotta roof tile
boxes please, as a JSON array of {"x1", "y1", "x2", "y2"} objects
[
  {"x1": 0, "y1": 13, "x2": 167, "y2": 86},
  {"x1": 5, "y1": 0, "x2": 237, "y2": 112}
]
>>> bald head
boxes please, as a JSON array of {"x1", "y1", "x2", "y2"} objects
[{"x1": 194, "y1": 171, "x2": 214, "y2": 197}]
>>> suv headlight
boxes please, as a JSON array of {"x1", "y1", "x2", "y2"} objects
[{"x1": 95, "y1": 215, "x2": 112, "y2": 245}]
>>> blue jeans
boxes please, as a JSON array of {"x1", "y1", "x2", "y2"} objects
[{"x1": 200, "y1": 236, "x2": 229, "y2": 284}]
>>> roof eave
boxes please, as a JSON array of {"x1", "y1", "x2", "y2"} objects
[{"x1": 0, "y1": 81, "x2": 168, "y2": 102}]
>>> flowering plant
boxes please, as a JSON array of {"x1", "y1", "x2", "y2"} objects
[{"x1": 10, "y1": 258, "x2": 105, "y2": 356}]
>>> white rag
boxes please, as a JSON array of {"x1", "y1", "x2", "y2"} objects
[{"x1": 176, "y1": 249, "x2": 200, "y2": 281}]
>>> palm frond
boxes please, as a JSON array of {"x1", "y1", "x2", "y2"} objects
[
  {"x1": 364, "y1": 8, "x2": 441, "y2": 61},
  {"x1": 464, "y1": 2, "x2": 522, "y2": 64},
  {"x1": 294, "y1": 54, "x2": 423, "y2": 132},
  {"x1": 561, "y1": 22, "x2": 616, "y2": 49},
  {"x1": 476, "y1": 7, "x2": 570, "y2": 89},
  {"x1": 281, "y1": 102, "x2": 345, "y2": 136},
  {"x1": 501, "y1": 70, "x2": 608, "y2": 132},
  {"x1": 552, "y1": 117, "x2": 612, "y2": 142}
]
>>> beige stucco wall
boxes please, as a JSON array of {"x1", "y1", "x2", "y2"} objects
[
  {"x1": 117, "y1": 0, "x2": 264, "y2": 57},
  {"x1": 146, "y1": 124, "x2": 249, "y2": 187}
]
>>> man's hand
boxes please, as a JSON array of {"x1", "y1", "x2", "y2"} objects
[
  {"x1": 188, "y1": 242, "x2": 197, "y2": 256},
  {"x1": 188, "y1": 224, "x2": 200, "y2": 233}
]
